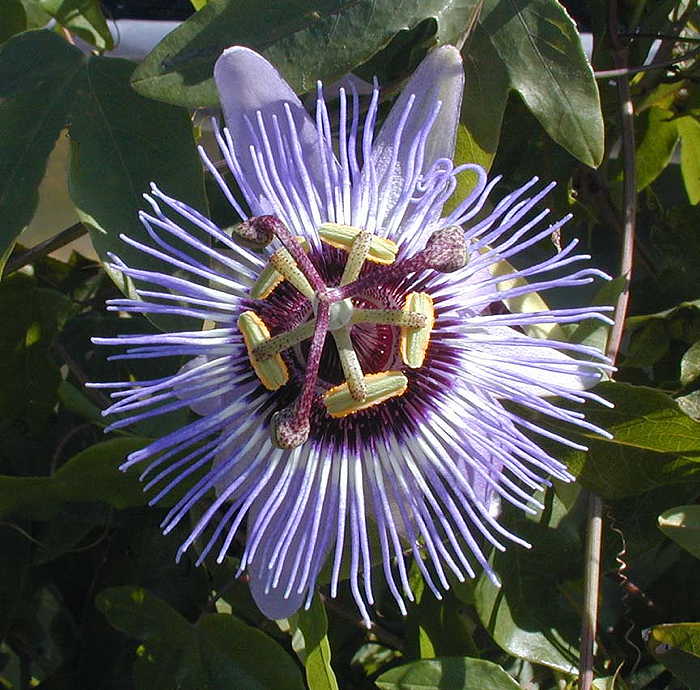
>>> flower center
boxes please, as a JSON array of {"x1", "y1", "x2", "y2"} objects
[{"x1": 236, "y1": 215, "x2": 467, "y2": 449}]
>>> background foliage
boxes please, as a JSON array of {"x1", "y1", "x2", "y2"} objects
[{"x1": 1, "y1": 1, "x2": 700, "y2": 688}]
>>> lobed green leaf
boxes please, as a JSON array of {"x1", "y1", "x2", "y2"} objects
[
  {"x1": 0, "y1": 30, "x2": 84, "y2": 274},
  {"x1": 131, "y1": 0, "x2": 481, "y2": 107},
  {"x1": 375, "y1": 657, "x2": 521, "y2": 690}
]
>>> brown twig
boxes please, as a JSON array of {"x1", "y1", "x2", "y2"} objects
[
  {"x1": 594, "y1": 45, "x2": 700, "y2": 79},
  {"x1": 321, "y1": 593, "x2": 405, "y2": 652},
  {"x1": 579, "y1": 492, "x2": 604, "y2": 690},
  {"x1": 579, "y1": 4, "x2": 639, "y2": 689},
  {"x1": 4, "y1": 222, "x2": 88, "y2": 276}
]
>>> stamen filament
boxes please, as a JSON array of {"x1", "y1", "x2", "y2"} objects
[
  {"x1": 331, "y1": 326, "x2": 367, "y2": 401},
  {"x1": 269, "y1": 248, "x2": 315, "y2": 298},
  {"x1": 253, "y1": 320, "x2": 316, "y2": 361},
  {"x1": 247, "y1": 215, "x2": 326, "y2": 292}
]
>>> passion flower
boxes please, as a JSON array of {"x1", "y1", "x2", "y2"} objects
[{"x1": 91, "y1": 45, "x2": 612, "y2": 623}]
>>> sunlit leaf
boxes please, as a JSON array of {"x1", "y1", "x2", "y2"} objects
[
  {"x1": 658, "y1": 506, "x2": 700, "y2": 560},
  {"x1": 375, "y1": 657, "x2": 521, "y2": 690},
  {"x1": 634, "y1": 107, "x2": 679, "y2": 192},
  {"x1": 477, "y1": 0, "x2": 604, "y2": 167},
  {"x1": 131, "y1": 0, "x2": 481, "y2": 107},
  {"x1": 457, "y1": 21, "x2": 509, "y2": 174},
  {"x1": 681, "y1": 341, "x2": 700, "y2": 387},
  {"x1": 678, "y1": 115, "x2": 700, "y2": 205},
  {"x1": 39, "y1": 0, "x2": 113, "y2": 50},
  {"x1": 678, "y1": 390, "x2": 700, "y2": 422},
  {"x1": 561, "y1": 382, "x2": 700, "y2": 499},
  {"x1": 289, "y1": 594, "x2": 339, "y2": 690},
  {"x1": 646, "y1": 623, "x2": 700, "y2": 688}
]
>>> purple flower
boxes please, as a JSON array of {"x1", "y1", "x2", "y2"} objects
[{"x1": 91, "y1": 46, "x2": 613, "y2": 623}]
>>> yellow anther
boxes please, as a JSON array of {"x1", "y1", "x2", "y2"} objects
[
  {"x1": 324, "y1": 371, "x2": 408, "y2": 418},
  {"x1": 352, "y1": 308, "x2": 427, "y2": 328},
  {"x1": 318, "y1": 223, "x2": 398, "y2": 265},
  {"x1": 400, "y1": 292, "x2": 434, "y2": 368},
  {"x1": 238, "y1": 311, "x2": 289, "y2": 390},
  {"x1": 250, "y1": 237, "x2": 310, "y2": 299}
]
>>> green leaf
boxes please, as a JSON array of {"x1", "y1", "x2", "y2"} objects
[
  {"x1": 648, "y1": 623, "x2": 700, "y2": 658},
  {"x1": 575, "y1": 383, "x2": 700, "y2": 452},
  {"x1": 646, "y1": 623, "x2": 700, "y2": 688},
  {"x1": 39, "y1": 0, "x2": 113, "y2": 50},
  {"x1": 473, "y1": 516, "x2": 581, "y2": 674},
  {"x1": 131, "y1": 0, "x2": 481, "y2": 107},
  {"x1": 621, "y1": 319, "x2": 670, "y2": 369},
  {"x1": 580, "y1": 381, "x2": 700, "y2": 451},
  {"x1": 19, "y1": 0, "x2": 51, "y2": 27},
  {"x1": 562, "y1": 382, "x2": 700, "y2": 499},
  {"x1": 375, "y1": 657, "x2": 521, "y2": 690},
  {"x1": 57, "y1": 379, "x2": 104, "y2": 426},
  {"x1": 68, "y1": 56, "x2": 207, "y2": 331},
  {"x1": 658, "y1": 505, "x2": 700, "y2": 560},
  {"x1": 0, "y1": 30, "x2": 84, "y2": 273},
  {"x1": 678, "y1": 390, "x2": 700, "y2": 422},
  {"x1": 97, "y1": 586, "x2": 306, "y2": 690},
  {"x1": 0, "y1": 0, "x2": 27, "y2": 43},
  {"x1": 0, "y1": 438, "x2": 149, "y2": 520},
  {"x1": 478, "y1": 0, "x2": 604, "y2": 167},
  {"x1": 405, "y1": 564, "x2": 478, "y2": 660},
  {"x1": 95, "y1": 585, "x2": 191, "y2": 643},
  {"x1": 568, "y1": 275, "x2": 625, "y2": 353},
  {"x1": 634, "y1": 107, "x2": 679, "y2": 192},
  {"x1": 681, "y1": 341, "x2": 700, "y2": 387},
  {"x1": 0, "y1": 276, "x2": 75, "y2": 425},
  {"x1": 290, "y1": 595, "x2": 339, "y2": 690},
  {"x1": 457, "y1": 22, "x2": 510, "y2": 174},
  {"x1": 678, "y1": 115, "x2": 700, "y2": 205}
]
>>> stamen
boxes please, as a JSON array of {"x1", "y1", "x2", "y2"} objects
[
  {"x1": 269, "y1": 248, "x2": 315, "y2": 298},
  {"x1": 324, "y1": 371, "x2": 408, "y2": 418},
  {"x1": 238, "y1": 311, "x2": 289, "y2": 390},
  {"x1": 319, "y1": 223, "x2": 398, "y2": 265},
  {"x1": 352, "y1": 308, "x2": 427, "y2": 329},
  {"x1": 245, "y1": 215, "x2": 326, "y2": 291},
  {"x1": 331, "y1": 327, "x2": 367, "y2": 401},
  {"x1": 400, "y1": 292, "x2": 435, "y2": 369},
  {"x1": 250, "y1": 236, "x2": 309, "y2": 299},
  {"x1": 252, "y1": 320, "x2": 315, "y2": 361},
  {"x1": 341, "y1": 230, "x2": 373, "y2": 285},
  {"x1": 337, "y1": 225, "x2": 468, "y2": 300}
]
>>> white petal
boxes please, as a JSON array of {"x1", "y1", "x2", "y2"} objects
[
  {"x1": 247, "y1": 451, "x2": 335, "y2": 619},
  {"x1": 214, "y1": 47, "x2": 324, "y2": 211},
  {"x1": 373, "y1": 45, "x2": 464, "y2": 193},
  {"x1": 472, "y1": 326, "x2": 602, "y2": 396}
]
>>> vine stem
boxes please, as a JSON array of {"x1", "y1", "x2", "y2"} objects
[
  {"x1": 4, "y1": 222, "x2": 87, "y2": 275},
  {"x1": 579, "y1": 3, "x2": 637, "y2": 689}
]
